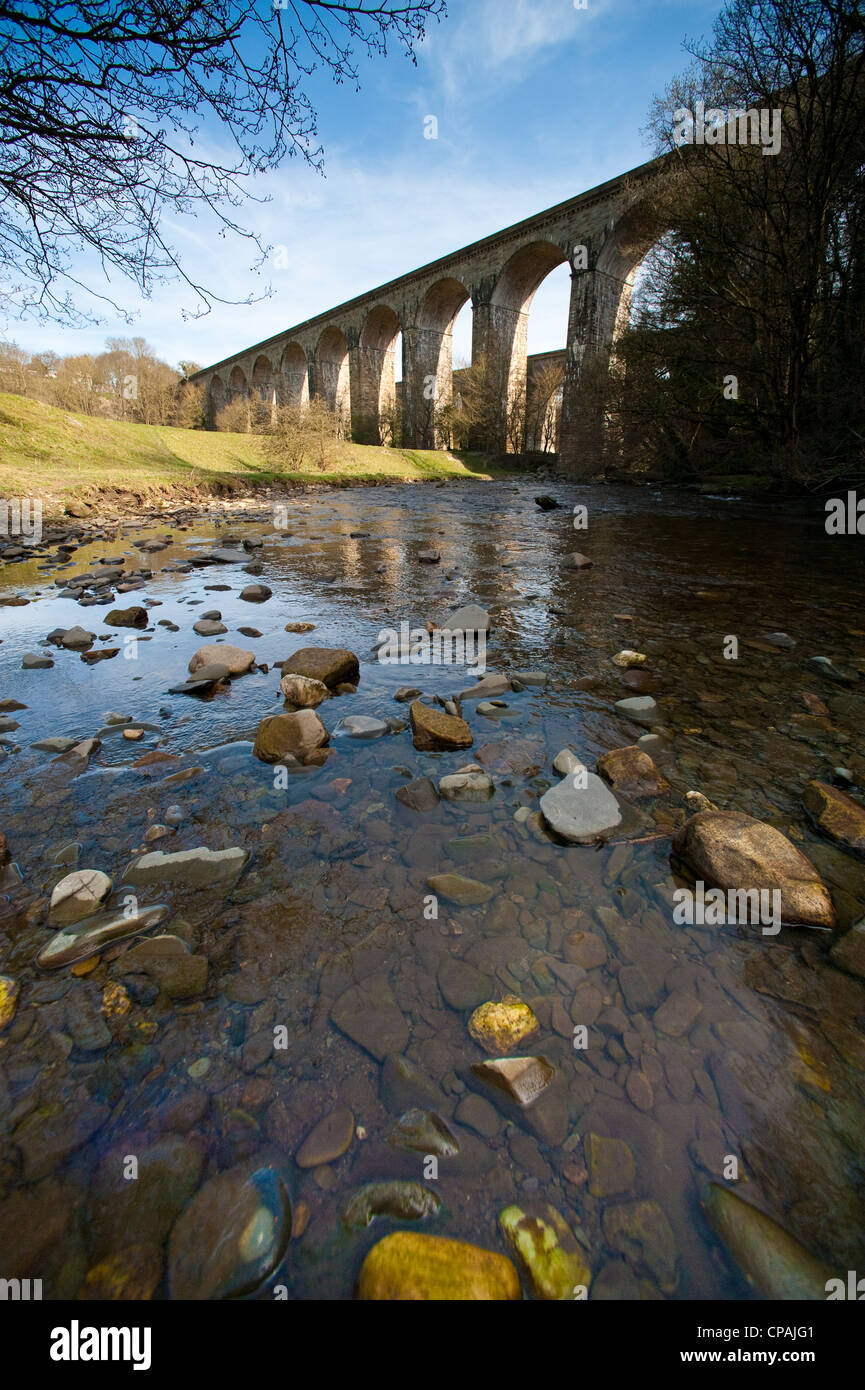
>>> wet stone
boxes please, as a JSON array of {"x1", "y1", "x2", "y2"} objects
[
  {"x1": 410, "y1": 701, "x2": 473, "y2": 752},
  {"x1": 499, "y1": 1202, "x2": 591, "y2": 1300},
  {"x1": 388, "y1": 1108, "x2": 459, "y2": 1157},
  {"x1": 653, "y1": 990, "x2": 703, "y2": 1038},
  {"x1": 78, "y1": 1245, "x2": 163, "y2": 1301},
  {"x1": 296, "y1": 1105, "x2": 355, "y2": 1168},
  {"x1": 602, "y1": 1200, "x2": 678, "y2": 1293},
  {"x1": 168, "y1": 1166, "x2": 291, "y2": 1300},
  {"x1": 380, "y1": 1054, "x2": 445, "y2": 1114},
  {"x1": 438, "y1": 958, "x2": 493, "y2": 1011},
  {"x1": 468, "y1": 996, "x2": 540, "y2": 1054},
  {"x1": 357, "y1": 1232, "x2": 520, "y2": 1301},
  {"x1": 330, "y1": 974, "x2": 409, "y2": 1061},
  {"x1": 427, "y1": 872, "x2": 494, "y2": 907},
  {"x1": 454, "y1": 1093, "x2": 501, "y2": 1138},
  {"x1": 587, "y1": 1133, "x2": 636, "y2": 1197},
  {"x1": 342, "y1": 1182, "x2": 441, "y2": 1231},
  {"x1": 125, "y1": 845, "x2": 249, "y2": 888},
  {"x1": 48, "y1": 869, "x2": 112, "y2": 926},
  {"x1": 89, "y1": 1136, "x2": 205, "y2": 1257},
  {"x1": 282, "y1": 646, "x2": 359, "y2": 688},
  {"x1": 396, "y1": 777, "x2": 440, "y2": 812},
  {"x1": 14, "y1": 1099, "x2": 110, "y2": 1182}
]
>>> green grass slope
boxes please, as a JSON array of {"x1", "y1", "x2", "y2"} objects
[{"x1": 0, "y1": 394, "x2": 498, "y2": 507}]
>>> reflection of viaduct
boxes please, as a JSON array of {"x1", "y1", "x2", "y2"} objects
[{"x1": 190, "y1": 154, "x2": 670, "y2": 473}]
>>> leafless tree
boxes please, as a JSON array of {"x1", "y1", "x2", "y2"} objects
[{"x1": 0, "y1": 1, "x2": 445, "y2": 325}]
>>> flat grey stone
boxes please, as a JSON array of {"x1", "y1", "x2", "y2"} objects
[
  {"x1": 615, "y1": 696, "x2": 660, "y2": 727},
  {"x1": 539, "y1": 773, "x2": 622, "y2": 843}
]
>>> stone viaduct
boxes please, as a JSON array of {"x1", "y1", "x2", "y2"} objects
[{"x1": 189, "y1": 152, "x2": 672, "y2": 474}]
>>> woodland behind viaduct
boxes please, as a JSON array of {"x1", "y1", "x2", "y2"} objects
[{"x1": 190, "y1": 153, "x2": 672, "y2": 474}]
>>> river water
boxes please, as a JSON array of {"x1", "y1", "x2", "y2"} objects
[{"x1": 0, "y1": 478, "x2": 863, "y2": 1300}]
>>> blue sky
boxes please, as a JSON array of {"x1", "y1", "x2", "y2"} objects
[{"x1": 8, "y1": 0, "x2": 722, "y2": 370}]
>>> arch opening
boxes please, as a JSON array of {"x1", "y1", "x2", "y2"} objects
[
  {"x1": 209, "y1": 374, "x2": 226, "y2": 427},
  {"x1": 485, "y1": 240, "x2": 568, "y2": 453},
  {"x1": 410, "y1": 277, "x2": 470, "y2": 447},
  {"x1": 279, "y1": 342, "x2": 310, "y2": 411},
  {"x1": 251, "y1": 354, "x2": 276, "y2": 427},
  {"x1": 315, "y1": 325, "x2": 350, "y2": 429},
  {"x1": 357, "y1": 303, "x2": 401, "y2": 445}
]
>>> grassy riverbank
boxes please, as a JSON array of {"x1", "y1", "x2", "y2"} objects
[{"x1": 0, "y1": 393, "x2": 502, "y2": 509}]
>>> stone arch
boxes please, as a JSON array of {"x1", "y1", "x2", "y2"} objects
[
  {"x1": 228, "y1": 364, "x2": 248, "y2": 402},
  {"x1": 251, "y1": 353, "x2": 276, "y2": 426},
  {"x1": 407, "y1": 277, "x2": 471, "y2": 445},
  {"x1": 209, "y1": 373, "x2": 226, "y2": 425},
  {"x1": 356, "y1": 304, "x2": 401, "y2": 444},
  {"x1": 558, "y1": 198, "x2": 670, "y2": 476},
  {"x1": 315, "y1": 325, "x2": 350, "y2": 424},
  {"x1": 278, "y1": 342, "x2": 310, "y2": 411},
  {"x1": 595, "y1": 200, "x2": 671, "y2": 342},
  {"x1": 251, "y1": 354, "x2": 275, "y2": 401},
  {"x1": 484, "y1": 240, "x2": 568, "y2": 451}
]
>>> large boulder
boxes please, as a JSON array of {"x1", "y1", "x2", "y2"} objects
[
  {"x1": 672, "y1": 810, "x2": 836, "y2": 929},
  {"x1": 357, "y1": 1232, "x2": 520, "y2": 1300},
  {"x1": 802, "y1": 781, "x2": 865, "y2": 857},
  {"x1": 282, "y1": 647, "x2": 359, "y2": 688},
  {"x1": 188, "y1": 644, "x2": 255, "y2": 676},
  {"x1": 410, "y1": 701, "x2": 472, "y2": 752},
  {"x1": 253, "y1": 710, "x2": 328, "y2": 764}
]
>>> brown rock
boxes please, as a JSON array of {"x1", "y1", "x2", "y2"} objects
[
  {"x1": 104, "y1": 606, "x2": 148, "y2": 628},
  {"x1": 188, "y1": 643, "x2": 255, "y2": 676},
  {"x1": 410, "y1": 701, "x2": 472, "y2": 752},
  {"x1": 395, "y1": 777, "x2": 440, "y2": 812},
  {"x1": 253, "y1": 710, "x2": 328, "y2": 764},
  {"x1": 282, "y1": 647, "x2": 359, "y2": 688},
  {"x1": 802, "y1": 781, "x2": 865, "y2": 857},
  {"x1": 279, "y1": 673, "x2": 329, "y2": 708},
  {"x1": 597, "y1": 745, "x2": 670, "y2": 798},
  {"x1": 672, "y1": 810, "x2": 836, "y2": 929},
  {"x1": 296, "y1": 1106, "x2": 355, "y2": 1168}
]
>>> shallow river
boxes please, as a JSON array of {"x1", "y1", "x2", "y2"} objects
[{"x1": 0, "y1": 478, "x2": 863, "y2": 1300}]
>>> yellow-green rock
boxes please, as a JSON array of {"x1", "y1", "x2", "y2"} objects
[
  {"x1": 357, "y1": 1231, "x2": 521, "y2": 1300},
  {"x1": 468, "y1": 995, "x2": 539, "y2": 1054},
  {"x1": 0, "y1": 975, "x2": 19, "y2": 1032},
  {"x1": 499, "y1": 1203, "x2": 591, "y2": 1300}
]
